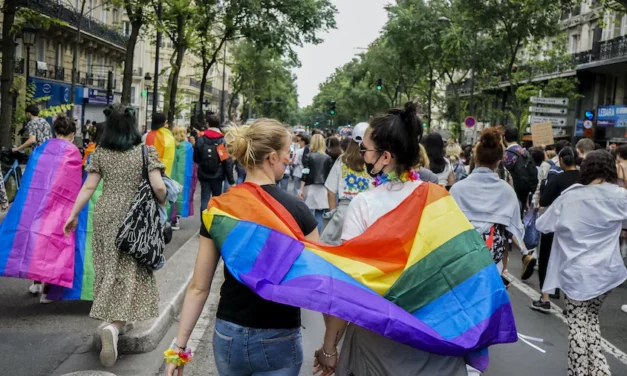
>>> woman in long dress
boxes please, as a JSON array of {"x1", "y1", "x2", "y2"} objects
[{"x1": 64, "y1": 106, "x2": 167, "y2": 367}]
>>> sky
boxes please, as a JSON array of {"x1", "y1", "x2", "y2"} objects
[{"x1": 293, "y1": 0, "x2": 390, "y2": 108}]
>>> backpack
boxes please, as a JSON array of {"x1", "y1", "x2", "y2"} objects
[
  {"x1": 507, "y1": 149, "x2": 538, "y2": 200},
  {"x1": 540, "y1": 160, "x2": 562, "y2": 194},
  {"x1": 198, "y1": 137, "x2": 227, "y2": 175}
]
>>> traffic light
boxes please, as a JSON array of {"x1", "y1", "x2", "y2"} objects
[
  {"x1": 376, "y1": 78, "x2": 383, "y2": 91},
  {"x1": 423, "y1": 121, "x2": 428, "y2": 128},
  {"x1": 315, "y1": 121, "x2": 320, "y2": 126},
  {"x1": 329, "y1": 101, "x2": 336, "y2": 116},
  {"x1": 585, "y1": 110, "x2": 594, "y2": 121}
]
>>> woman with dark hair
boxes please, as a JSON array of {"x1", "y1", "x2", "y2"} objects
[
  {"x1": 450, "y1": 127, "x2": 524, "y2": 276},
  {"x1": 531, "y1": 146, "x2": 581, "y2": 313},
  {"x1": 63, "y1": 105, "x2": 167, "y2": 367},
  {"x1": 317, "y1": 103, "x2": 468, "y2": 376},
  {"x1": 424, "y1": 133, "x2": 455, "y2": 186},
  {"x1": 536, "y1": 150, "x2": 627, "y2": 375},
  {"x1": 326, "y1": 136, "x2": 342, "y2": 164},
  {"x1": 320, "y1": 122, "x2": 372, "y2": 245}
]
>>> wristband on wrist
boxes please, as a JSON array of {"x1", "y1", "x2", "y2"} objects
[
  {"x1": 321, "y1": 346, "x2": 338, "y2": 358},
  {"x1": 164, "y1": 344, "x2": 193, "y2": 366}
]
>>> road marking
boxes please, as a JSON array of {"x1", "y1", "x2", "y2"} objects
[{"x1": 504, "y1": 271, "x2": 627, "y2": 366}]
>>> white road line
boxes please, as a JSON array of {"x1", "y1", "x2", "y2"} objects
[{"x1": 504, "y1": 271, "x2": 627, "y2": 366}]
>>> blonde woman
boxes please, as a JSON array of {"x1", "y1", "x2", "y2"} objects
[
  {"x1": 446, "y1": 142, "x2": 467, "y2": 182},
  {"x1": 299, "y1": 134, "x2": 333, "y2": 232},
  {"x1": 165, "y1": 119, "x2": 319, "y2": 376}
]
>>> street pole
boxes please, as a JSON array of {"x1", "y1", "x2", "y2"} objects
[
  {"x1": 470, "y1": 33, "x2": 478, "y2": 143},
  {"x1": 152, "y1": 2, "x2": 162, "y2": 117},
  {"x1": 248, "y1": 79, "x2": 253, "y2": 120},
  {"x1": 220, "y1": 41, "x2": 227, "y2": 123}
]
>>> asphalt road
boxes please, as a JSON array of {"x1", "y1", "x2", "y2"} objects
[{"x1": 0, "y1": 189, "x2": 202, "y2": 376}]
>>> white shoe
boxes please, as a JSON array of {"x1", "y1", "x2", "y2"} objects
[
  {"x1": 100, "y1": 325, "x2": 119, "y2": 367},
  {"x1": 29, "y1": 283, "x2": 41, "y2": 295},
  {"x1": 621, "y1": 305, "x2": 627, "y2": 314},
  {"x1": 39, "y1": 294, "x2": 56, "y2": 304}
]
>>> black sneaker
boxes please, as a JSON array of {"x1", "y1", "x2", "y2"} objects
[
  {"x1": 530, "y1": 299, "x2": 551, "y2": 314},
  {"x1": 521, "y1": 253, "x2": 537, "y2": 280},
  {"x1": 549, "y1": 289, "x2": 561, "y2": 299}
]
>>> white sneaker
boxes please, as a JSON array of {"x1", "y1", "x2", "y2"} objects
[
  {"x1": 100, "y1": 325, "x2": 119, "y2": 367},
  {"x1": 39, "y1": 294, "x2": 56, "y2": 304},
  {"x1": 621, "y1": 305, "x2": 627, "y2": 314},
  {"x1": 29, "y1": 283, "x2": 41, "y2": 295}
]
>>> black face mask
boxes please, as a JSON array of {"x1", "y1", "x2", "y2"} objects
[{"x1": 365, "y1": 154, "x2": 384, "y2": 178}]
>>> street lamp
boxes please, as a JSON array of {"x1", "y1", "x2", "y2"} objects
[
  {"x1": 144, "y1": 73, "x2": 152, "y2": 133},
  {"x1": 22, "y1": 27, "x2": 38, "y2": 87}
]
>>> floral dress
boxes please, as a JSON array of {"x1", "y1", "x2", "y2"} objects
[{"x1": 86, "y1": 145, "x2": 164, "y2": 322}]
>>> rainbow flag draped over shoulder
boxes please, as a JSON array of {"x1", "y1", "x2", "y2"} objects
[
  {"x1": 0, "y1": 139, "x2": 82, "y2": 288},
  {"x1": 145, "y1": 127, "x2": 175, "y2": 176},
  {"x1": 47, "y1": 178, "x2": 102, "y2": 301},
  {"x1": 171, "y1": 141, "x2": 197, "y2": 218},
  {"x1": 203, "y1": 183, "x2": 517, "y2": 371}
]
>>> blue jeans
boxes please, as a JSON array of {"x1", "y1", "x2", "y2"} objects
[
  {"x1": 200, "y1": 179, "x2": 223, "y2": 215},
  {"x1": 292, "y1": 177, "x2": 301, "y2": 196},
  {"x1": 278, "y1": 175, "x2": 289, "y2": 192},
  {"x1": 223, "y1": 180, "x2": 231, "y2": 193},
  {"x1": 213, "y1": 319, "x2": 303, "y2": 376},
  {"x1": 311, "y1": 209, "x2": 325, "y2": 234}
]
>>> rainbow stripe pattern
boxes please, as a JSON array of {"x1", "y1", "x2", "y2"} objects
[
  {"x1": 145, "y1": 127, "x2": 175, "y2": 176},
  {"x1": 0, "y1": 139, "x2": 82, "y2": 288},
  {"x1": 203, "y1": 183, "x2": 517, "y2": 371},
  {"x1": 47, "y1": 178, "x2": 102, "y2": 301},
  {"x1": 171, "y1": 141, "x2": 197, "y2": 218}
]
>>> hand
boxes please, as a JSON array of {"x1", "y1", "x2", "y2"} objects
[
  {"x1": 0, "y1": 202, "x2": 8, "y2": 212},
  {"x1": 313, "y1": 347, "x2": 338, "y2": 376},
  {"x1": 298, "y1": 189, "x2": 304, "y2": 200},
  {"x1": 63, "y1": 214, "x2": 78, "y2": 236},
  {"x1": 165, "y1": 362, "x2": 184, "y2": 376},
  {"x1": 11, "y1": 148, "x2": 17, "y2": 153}
]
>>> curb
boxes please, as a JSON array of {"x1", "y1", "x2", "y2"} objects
[{"x1": 92, "y1": 232, "x2": 200, "y2": 354}]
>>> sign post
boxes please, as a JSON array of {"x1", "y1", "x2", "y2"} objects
[{"x1": 528, "y1": 96, "x2": 570, "y2": 143}]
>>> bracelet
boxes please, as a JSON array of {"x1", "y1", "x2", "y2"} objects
[
  {"x1": 164, "y1": 344, "x2": 193, "y2": 367},
  {"x1": 321, "y1": 346, "x2": 338, "y2": 358}
]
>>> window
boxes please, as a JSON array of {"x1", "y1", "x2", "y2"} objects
[
  {"x1": 101, "y1": 8, "x2": 107, "y2": 23},
  {"x1": 147, "y1": 92, "x2": 153, "y2": 107},
  {"x1": 112, "y1": 9, "x2": 119, "y2": 24},
  {"x1": 130, "y1": 86, "x2": 136, "y2": 104},
  {"x1": 123, "y1": 21, "x2": 131, "y2": 37},
  {"x1": 55, "y1": 43, "x2": 63, "y2": 66},
  {"x1": 87, "y1": 53, "x2": 93, "y2": 74},
  {"x1": 16, "y1": 39, "x2": 23, "y2": 59},
  {"x1": 622, "y1": 15, "x2": 627, "y2": 37},
  {"x1": 569, "y1": 34, "x2": 580, "y2": 53},
  {"x1": 88, "y1": 0, "x2": 93, "y2": 17},
  {"x1": 36, "y1": 38, "x2": 46, "y2": 62}
]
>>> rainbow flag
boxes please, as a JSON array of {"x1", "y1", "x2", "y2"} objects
[
  {"x1": 0, "y1": 139, "x2": 82, "y2": 288},
  {"x1": 171, "y1": 141, "x2": 197, "y2": 218},
  {"x1": 83, "y1": 142, "x2": 96, "y2": 167},
  {"x1": 47, "y1": 178, "x2": 101, "y2": 301},
  {"x1": 145, "y1": 127, "x2": 175, "y2": 176},
  {"x1": 204, "y1": 183, "x2": 517, "y2": 371}
]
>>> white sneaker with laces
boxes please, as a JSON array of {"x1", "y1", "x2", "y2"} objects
[
  {"x1": 29, "y1": 283, "x2": 41, "y2": 295},
  {"x1": 100, "y1": 324, "x2": 119, "y2": 367}
]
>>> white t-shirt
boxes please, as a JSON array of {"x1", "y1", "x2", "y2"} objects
[
  {"x1": 435, "y1": 159, "x2": 453, "y2": 186},
  {"x1": 342, "y1": 180, "x2": 422, "y2": 241},
  {"x1": 324, "y1": 159, "x2": 372, "y2": 201},
  {"x1": 292, "y1": 147, "x2": 304, "y2": 178}
]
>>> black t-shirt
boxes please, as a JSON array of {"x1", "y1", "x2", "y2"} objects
[
  {"x1": 200, "y1": 184, "x2": 318, "y2": 329},
  {"x1": 540, "y1": 169, "x2": 580, "y2": 207}
]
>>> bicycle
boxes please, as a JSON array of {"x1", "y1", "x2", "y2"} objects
[{"x1": 0, "y1": 149, "x2": 28, "y2": 203}]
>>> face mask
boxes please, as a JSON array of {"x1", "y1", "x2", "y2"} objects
[{"x1": 365, "y1": 154, "x2": 384, "y2": 178}]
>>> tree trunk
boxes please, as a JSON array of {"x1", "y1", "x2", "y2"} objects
[
  {"x1": 197, "y1": 62, "x2": 210, "y2": 125},
  {"x1": 121, "y1": 6, "x2": 143, "y2": 105},
  {"x1": 227, "y1": 88, "x2": 240, "y2": 118},
  {"x1": 167, "y1": 44, "x2": 186, "y2": 126},
  {"x1": 0, "y1": 0, "x2": 18, "y2": 148},
  {"x1": 70, "y1": 0, "x2": 87, "y2": 112}
]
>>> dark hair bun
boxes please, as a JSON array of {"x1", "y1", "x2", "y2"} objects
[
  {"x1": 53, "y1": 115, "x2": 77, "y2": 137},
  {"x1": 480, "y1": 127, "x2": 501, "y2": 148}
]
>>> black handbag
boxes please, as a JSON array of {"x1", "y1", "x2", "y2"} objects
[{"x1": 115, "y1": 146, "x2": 165, "y2": 270}]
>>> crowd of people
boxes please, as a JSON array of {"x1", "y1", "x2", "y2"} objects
[{"x1": 1, "y1": 101, "x2": 627, "y2": 376}]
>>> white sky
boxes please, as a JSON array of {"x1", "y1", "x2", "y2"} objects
[{"x1": 293, "y1": 0, "x2": 390, "y2": 108}]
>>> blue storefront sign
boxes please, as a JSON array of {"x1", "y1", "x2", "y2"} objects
[
  {"x1": 30, "y1": 77, "x2": 83, "y2": 106},
  {"x1": 575, "y1": 119, "x2": 584, "y2": 137},
  {"x1": 87, "y1": 88, "x2": 113, "y2": 105},
  {"x1": 597, "y1": 105, "x2": 627, "y2": 128}
]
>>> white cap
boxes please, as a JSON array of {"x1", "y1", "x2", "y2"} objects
[{"x1": 352, "y1": 122, "x2": 369, "y2": 144}]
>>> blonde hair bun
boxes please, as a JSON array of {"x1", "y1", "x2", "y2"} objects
[{"x1": 225, "y1": 119, "x2": 290, "y2": 170}]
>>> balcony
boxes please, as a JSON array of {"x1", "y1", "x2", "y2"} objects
[
  {"x1": 132, "y1": 67, "x2": 143, "y2": 77},
  {"x1": 28, "y1": 61, "x2": 66, "y2": 81},
  {"x1": 189, "y1": 78, "x2": 202, "y2": 89},
  {"x1": 17, "y1": 0, "x2": 128, "y2": 49}
]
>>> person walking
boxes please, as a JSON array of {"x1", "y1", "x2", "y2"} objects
[
  {"x1": 13, "y1": 105, "x2": 52, "y2": 152},
  {"x1": 446, "y1": 142, "x2": 467, "y2": 182},
  {"x1": 450, "y1": 127, "x2": 524, "y2": 276},
  {"x1": 145, "y1": 113, "x2": 176, "y2": 177},
  {"x1": 170, "y1": 127, "x2": 197, "y2": 230},
  {"x1": 532, "y1": 146, "x2": 580, "y2": 313},
  {"x1": 193, "y1": 114, "x2": 234, "y2": 212},
  {"x1": 165, "y1": 119, "x2": 319, "y2": 376},
  {"x1": 502, "y1": 126, "x2": 539, "y2": 280},
  {"x1": 536, "y1": 150, "x2": 627, "y2": 376},
  {"x1": 424, "y1": 133, "x2": 455, "y2": 186},
  {"x1": 63, "y1": 106, "x2": 167, "y2": 367},
  {"x1": 291, "y1": 134, "x2": 309, "y2": 196},
  {"x1": 299, "y1": 134, "x2": 333, "y2": 232},
  {"x1": 320, "y1": 122, "x2": 372, "y2": 245}
]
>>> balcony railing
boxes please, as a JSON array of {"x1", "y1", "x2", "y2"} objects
[
  {"x1": 189, "y1": 78, "x2": 201, "y2": 89},
  {"x1": 15, "y1": 59, "x2": 24, "y2": 74},
  {"x1": 18, "y1": 0, "x2": 129, "y2": 49}
]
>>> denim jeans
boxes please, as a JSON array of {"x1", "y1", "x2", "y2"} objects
[
  {"x1": 292, "y1": 177, "x2": 301, "y2": 196},
  {"x1": 200, "y1": 179, "x2": 224, "y2": 215},
  {"x1": 311, "y1": 209, "x2": 326, "y2": 234},
  {"x1": 213, "y1": 319, "x2": 303, "y2": 376},
  {"x1": 278, "y1": 175, "x2": 290, "y2": 192}
]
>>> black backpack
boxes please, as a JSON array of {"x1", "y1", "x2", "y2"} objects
[
  {"x1": 508, "y1": 149, "x2": 538, "y2": 200},
  {"x1": 198, "y1": 137, "x2": 222, "y2": 175}
]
